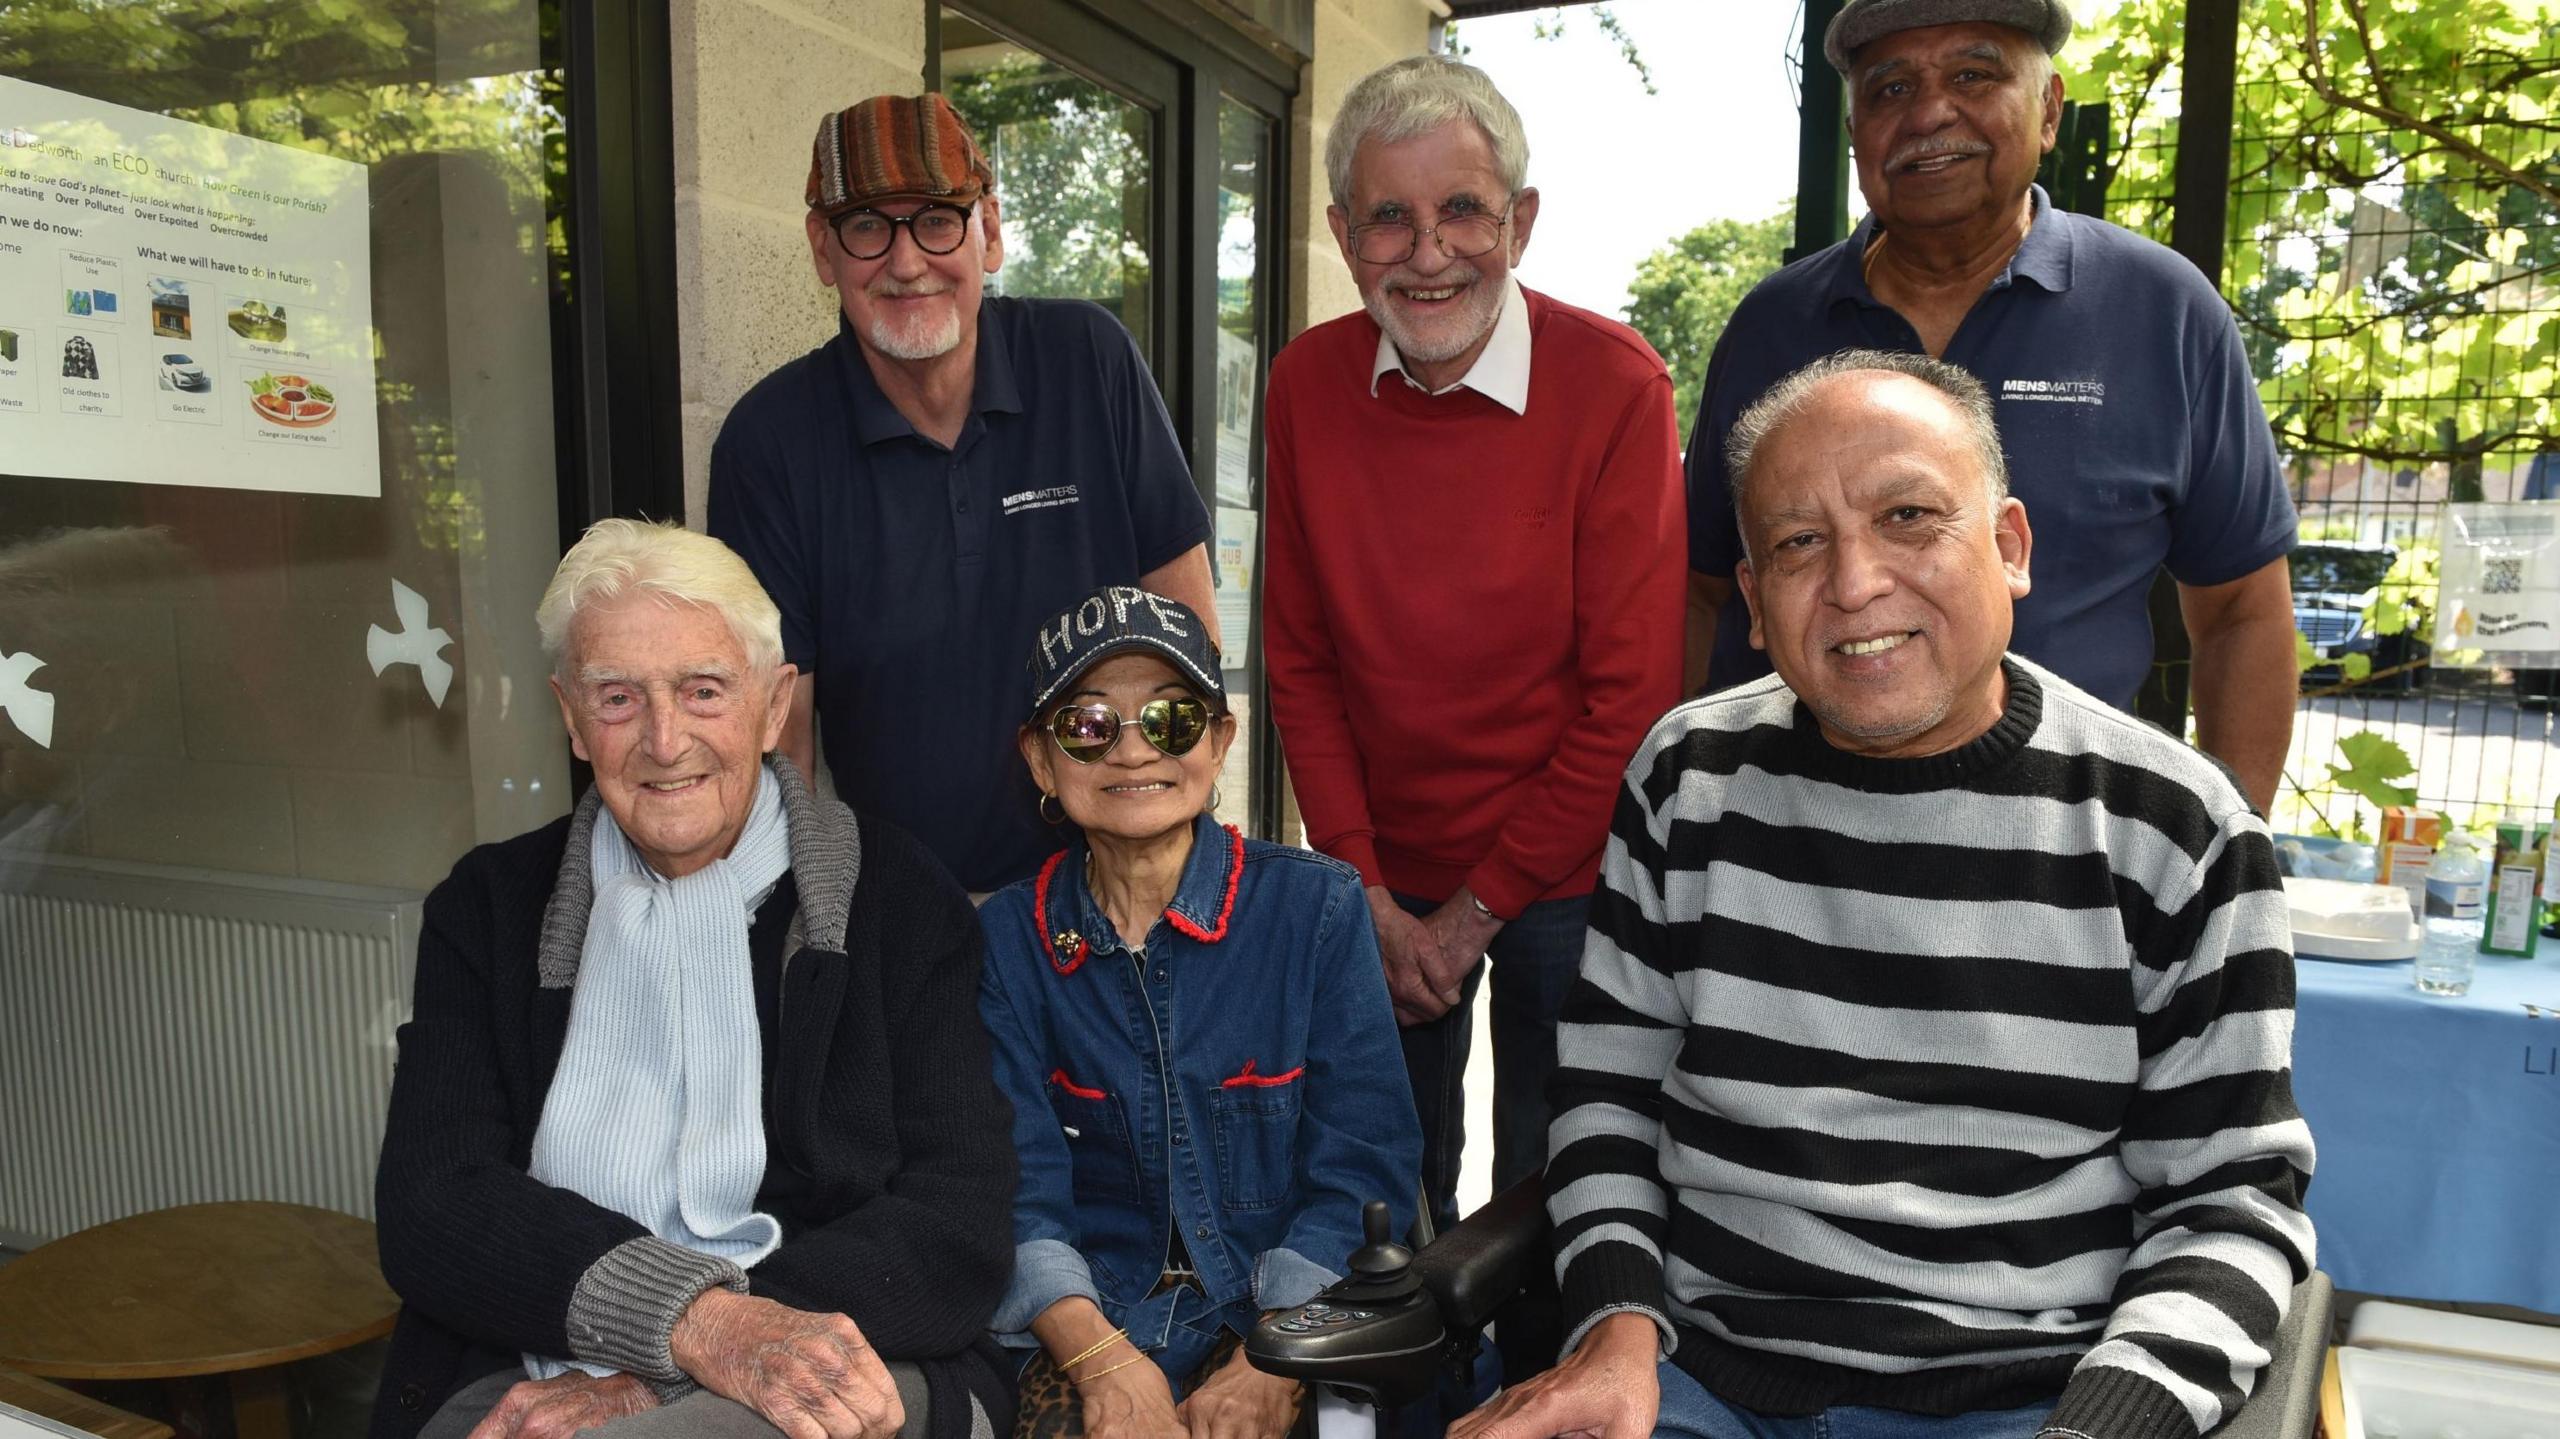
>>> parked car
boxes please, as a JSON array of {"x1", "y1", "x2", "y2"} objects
[
  {"x1": 2293, "y1": 540, "x2": 2427, "y2": 691},
  {"x1": 158, "y1": 353, "x2": 210, "y2": 392}
]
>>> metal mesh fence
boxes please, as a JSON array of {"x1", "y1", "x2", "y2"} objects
[{"x1": 2100, "y1": 45, "x2": 2560, "y2": 837}]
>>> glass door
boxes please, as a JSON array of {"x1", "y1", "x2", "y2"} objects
[
  {"x1": 940, "y1": 12, "x2": 1164, "y2": 365},
  {"x1": 937, "y1": 0, "x2": 1291, "y2": 839}
]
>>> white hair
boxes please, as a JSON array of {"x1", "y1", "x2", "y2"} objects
[
  {"x1": 536, "y1": 518, "x2": 783, "y2": 678},
  {"x1": 1325, "y1": 55, "x2": 1529, "y2": 211}
]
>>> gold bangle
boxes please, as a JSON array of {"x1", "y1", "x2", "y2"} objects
[
  {"x1": 1074, "y1": 1353, "x2": 1150, "y2": 1387},
  {"x1": 1057, "y1": 1328, "x2": 1128, "y2": 1373}
]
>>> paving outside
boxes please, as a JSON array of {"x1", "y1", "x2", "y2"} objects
[{"x1": 2279, "y1": 668, "x2": 2560, "y2": 837}]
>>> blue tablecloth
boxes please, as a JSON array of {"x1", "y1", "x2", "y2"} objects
[{"x1": 2291, "y1": 950, "x2": 2560, "y2": 1312}]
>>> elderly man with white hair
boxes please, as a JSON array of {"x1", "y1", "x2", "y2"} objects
[
  {"x1": 371, "y1": 519, "x2": 1016, "y2": 1439},
  {"x1": 1457, "y1": 351, "x2": 2313, "y2": 1439},
  {"x1": 1263, "y1": 55, "x2": 1684, "y2": 1260}
]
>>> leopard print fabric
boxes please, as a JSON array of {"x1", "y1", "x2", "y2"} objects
[{"x1": 1012, "y1": 1334, "x2": 1308, "y2": 1439}]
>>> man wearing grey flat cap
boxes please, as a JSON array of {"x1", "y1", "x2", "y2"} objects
[{"x1": 1682, "y1": 0, "x2": 2299, "y2": 818}]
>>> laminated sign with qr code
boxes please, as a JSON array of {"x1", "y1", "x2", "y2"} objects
[{"x1": 2435, "y1": 502, "x2": 2560, "y2": 659}]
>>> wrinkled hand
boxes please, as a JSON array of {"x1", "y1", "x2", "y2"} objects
[
  {"x1": 463, "y1": 1370, "x2": 657, "y2": 1439},
  {"x1": 1174, "y1": 1345, "x2": 1302, "y2": 1439},
  {"x1": 1075, "y1": 1352, "x2": 1184, "y2": 1439},
  {"x1": 671, "y1": 1288, "x2": 902, "y2": 1439},
  {"x1": 1368, "y1": 887, "x2": 1456, "y2": 1026},
  {"x1": 1420, "y1": 891, "x2": 1502, "y2": 1000},
  {"x1": 1446, "y1": 1313, "x2": 1659, "y2": 1439}
]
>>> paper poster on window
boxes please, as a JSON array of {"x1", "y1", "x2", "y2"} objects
[
  {"x1": 0, "y1": 76, "x2": 379, "y2": 496},
  {"x1": 2434, "y1": 502, "x2": 2560, "y2": 658},
  {"x1": 1214, "y1": 505, "x2": 1255, "y2": 672},
  {"x1": 1214, "y1": 329, "x2": 1257, "y2": 509}
]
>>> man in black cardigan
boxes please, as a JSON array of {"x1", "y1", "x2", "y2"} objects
[{"x1": 371, "y1": 519, "x2": 1016, "y2": 1439}]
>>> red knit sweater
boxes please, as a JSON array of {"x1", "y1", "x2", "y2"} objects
[{"x1": 1264, "y1": 286, "x2": 1685, "y2": 915}]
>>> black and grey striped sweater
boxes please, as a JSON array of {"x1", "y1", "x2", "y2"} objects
[{"x1": 1549, "y1": 659, "x2": 2315, "y2": 1439}]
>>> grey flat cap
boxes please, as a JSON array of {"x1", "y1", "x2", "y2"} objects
[{"x1": 1824, "y1": 0, "x2": 2072, "y2": 73}]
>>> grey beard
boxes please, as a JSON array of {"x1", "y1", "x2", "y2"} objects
[
  {"x1": 1365, "y1": 277, "x2": 1505, "y2": 366},
  {"x1": 865, "y1": 307, "x2": 962, "y2": 361}
]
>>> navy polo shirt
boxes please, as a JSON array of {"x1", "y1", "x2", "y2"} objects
[
  {"x1": 1690, "y1": 186, "x2": 2295, "y2": 708},
  {"x1": 709, "y1": 296, "x2": 1211, "y2": 892}
]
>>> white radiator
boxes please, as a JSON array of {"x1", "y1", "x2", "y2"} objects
[{"x1": 0, "y1": 855, "x2": 420, "y2": 1249}]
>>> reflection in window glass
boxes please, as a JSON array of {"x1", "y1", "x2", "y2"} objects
[
  {"x1": 1212, "y1": 97, "x2": 1269, "y2": 835},
  {"x1": 0, "y1": 0, "x2": 574, "y2": 1255},
  {"x1": 940, "y1": 10, "x2": 1155, "y2": 362}
]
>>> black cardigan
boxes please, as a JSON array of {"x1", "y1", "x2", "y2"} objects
[{"x1": 368, "y1": 774, "x2": 1017, "y2": 1438}]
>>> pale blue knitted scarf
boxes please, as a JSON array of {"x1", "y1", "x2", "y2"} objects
[{"x1": 524, "y1": 766, "x2": 790, "y2": 1376}]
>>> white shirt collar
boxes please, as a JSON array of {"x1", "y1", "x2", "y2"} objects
[{"x1": 1367, "y1": 276, "x2": 1532, "y2": 415}]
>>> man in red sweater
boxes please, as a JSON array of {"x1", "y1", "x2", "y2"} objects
[{"x1": 1264, "y1": 54, "x2": 1684, "y2": 1246}]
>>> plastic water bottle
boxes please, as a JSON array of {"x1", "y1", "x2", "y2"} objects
[{"x1": 2415, "y1": 831, "x2": 2486, "y2": 996}]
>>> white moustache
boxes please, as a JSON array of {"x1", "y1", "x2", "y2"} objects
[
  {"x1": 872, "y1": 279, "x2": 954, "y2": 298},
  {"x1": 1886, "y1": 135, "x2": 1991, "y2": 169},
  {"x1": 1385, "y1": 263, "x2": 1482, "y2": 295}
]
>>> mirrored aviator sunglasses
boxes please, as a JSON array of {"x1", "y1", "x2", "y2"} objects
[{"x1": 1048, "y1": 697, "x2": 1211, "y2": 764}]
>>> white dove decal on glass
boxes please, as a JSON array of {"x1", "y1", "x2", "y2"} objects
[
  {"x1": 366, "y1": 578, "x2": 455, "y2": 708},
  {"x1": 0, "y1": 650, "x2": 53, "y2": 749}
]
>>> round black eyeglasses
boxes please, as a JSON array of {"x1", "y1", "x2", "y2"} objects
[{"x1": 831, "y1": 203, "x2": 974, "y2": 261}]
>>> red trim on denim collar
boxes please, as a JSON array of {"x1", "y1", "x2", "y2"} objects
[
  {"x1": 1219, "y1": 1059, "x2": 1304, "y2": 1089},
  {"x1": 1165, "y1": 825, "x2": 1245, "y2": 944},
  {"x1": 1033, "y1": 849, "x2": 1088, "y2": 975}
]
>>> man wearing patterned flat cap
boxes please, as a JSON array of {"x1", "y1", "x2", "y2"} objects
[
  {"x1": 712, "y1": 93, "x2": 1216, "y2": 896},
  {"x1": 1683, "y1": 0, "x2": 2300, "y2": 818}
]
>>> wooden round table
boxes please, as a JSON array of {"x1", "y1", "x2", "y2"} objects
[{"x1": 0, "y1": 1202, "x2": 399, "y2": 1439}]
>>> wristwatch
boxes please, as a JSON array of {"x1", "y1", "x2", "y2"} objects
[{"x1": 1469, "y1": 893, "x2": 1502, "y2": 924}]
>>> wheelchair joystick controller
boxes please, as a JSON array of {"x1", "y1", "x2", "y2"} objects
[
  {"x1": 1244, "y1": 1200, "x2": 1447, "y2": 1407},
  {"x1": 1344, "y1": 1201, "x2": 1420, "y2": 1296}
]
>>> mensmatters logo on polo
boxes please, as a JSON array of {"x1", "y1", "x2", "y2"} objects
[
  {"x1": 2000, "y1": 377, "x2": 2107, "y2": 406},
  {"x1": 1002, "y1": 484, "x2": 1081, "y2": 516}
]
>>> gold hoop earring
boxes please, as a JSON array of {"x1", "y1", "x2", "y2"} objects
[{"x1": 1039, "y1": 792, "x2": 1066, "y2": 826}]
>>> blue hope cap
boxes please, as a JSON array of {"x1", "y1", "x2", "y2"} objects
[{"x1": 1025, "y1": 586, "x2": 1224, "y2": 720}]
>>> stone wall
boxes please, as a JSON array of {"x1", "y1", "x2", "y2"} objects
[
  {"x1": 1290, "y1": 0, "x2": 1441, "y2": 338},
  {"x1": 668, "y1": 0, "x2": 927, "y2": 524}
]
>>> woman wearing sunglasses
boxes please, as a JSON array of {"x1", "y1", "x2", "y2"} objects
[{"x1": 978, "y1": 586, "x2": 1421, "y2": 1439}]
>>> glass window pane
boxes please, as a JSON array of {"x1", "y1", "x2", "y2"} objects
[
  {"x1": 1211, "y1": 96, "x2": 1270, "y2": 835},
  {"x1": 941, "y1": 12, "x2": 1156, "y2": 364},
  {"x1": 0, "y1": 0, "x2": 572, "y2": 1243}
]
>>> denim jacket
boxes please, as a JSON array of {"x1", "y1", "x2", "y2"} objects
[{"x1": 977, "y1": 814, "x2": 1421, "y2": 1382}]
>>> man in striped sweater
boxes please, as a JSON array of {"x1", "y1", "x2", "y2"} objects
[{"x1": 1453, "y1": 351, "x2": 2314, "y2": 1439}]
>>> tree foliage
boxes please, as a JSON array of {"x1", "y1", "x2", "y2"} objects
[
  {"x1": 2069, "y1": 0, "x2": 2560, "y2": 481},
  {"x1": 944, "y1": 51, "x2": 1152, "y2": 336},
  {"x1": 1621, "y1": 207, "x2": 1792, "y2": 449}
]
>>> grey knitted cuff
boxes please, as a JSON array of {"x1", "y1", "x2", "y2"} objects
[
  {"x1": 642, "y1": 1374, "x2": 701, "y2": 1407},
  {"x1": 565, "y1": 1236, "x2": 750, "y2": 1384}
]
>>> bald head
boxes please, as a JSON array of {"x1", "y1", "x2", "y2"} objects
[{"x1": 1726, "y1": 349, "x2": 2008, "y2": 552}]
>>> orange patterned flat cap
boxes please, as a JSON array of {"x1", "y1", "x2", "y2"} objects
[{"x1": 806, "y1": 93, "x2": 995, "y2": 216}]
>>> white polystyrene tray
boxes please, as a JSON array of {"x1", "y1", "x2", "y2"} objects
[
  {"x1": 2336, "y1": 1346, "x2": 2560, "y2": 1438},
  {"x1": 2347, "y1": 1300, "x2": 2560, "y2": 1370},
  {"x1": 2285, "y1": 876, "x2": 2423, "y2": 961}
]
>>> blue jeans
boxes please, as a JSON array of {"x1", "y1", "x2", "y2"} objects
[
  {"x1": 1653, "y1": 1362, "x2": 2056, "y2": 1439},
  {"x1": 1392, "y1": 890, "x2": 1591, "y2": 1234}
]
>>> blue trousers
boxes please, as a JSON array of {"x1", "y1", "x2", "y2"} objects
[
  {"x1": 1653, "y1": 1362, "x2": 2056, "y2": 1439},
  {"x1": 1391, "y1": 890, "x2": 1591, "y2": 1234}
]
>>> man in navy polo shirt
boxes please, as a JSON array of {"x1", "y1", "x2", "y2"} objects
[
  {"x1": 1685, "y1": 0, "x2": 2298, "y2": 812},
  {"x1": 710, "y1": 94, "x2": 1214, "y2": 894}
]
